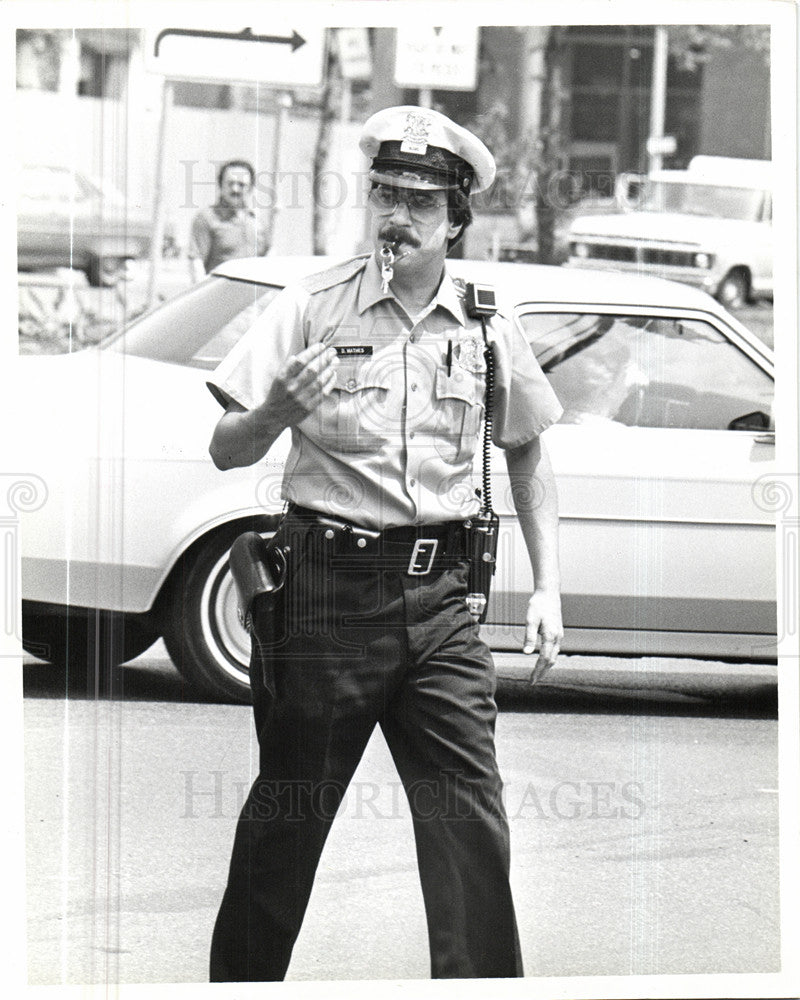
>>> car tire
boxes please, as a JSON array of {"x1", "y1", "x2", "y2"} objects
[
  {"x1": 86, "y1": 255, "x2": 127, "y2": 288},
  {"x1": 716, "y1": 268, "x2": 750, "y2": 310},
  {"x1": 161, "y1": 522, "x2": 279, "y2": 703},
  {"x1": 22, "y1": 607, "x2": 159, "y2": 693}
]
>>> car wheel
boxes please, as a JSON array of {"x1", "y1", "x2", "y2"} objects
[
  {"x1": 162, "y1": 523, "x2": 278, "y2": 703},
  {"x1": 86, "y1": 255, "x2": 127, "y2": 288},
  {"x1": 716, "y1": 269, "x2": 750, "y2": 310},
  {"x1": 22, "y1": 607, "x2": 159, "y2": 692}
]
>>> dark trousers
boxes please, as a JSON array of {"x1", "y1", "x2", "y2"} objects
[{"x1": 209, "y1": 518, "x2": 523, "y2": 981}]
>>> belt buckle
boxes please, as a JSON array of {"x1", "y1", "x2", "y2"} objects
[{"x1": 408, "y1": 538, "x2": 438, "y2": 576}]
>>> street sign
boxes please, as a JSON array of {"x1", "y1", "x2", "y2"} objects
[
  {"x1": 144, "y1": 24, "x2": 326, "y2": 88},
  {"x1": 337, "y1": 27, "x2": 372, "y2": 81},
  {"x1": 394, "y1": 26, "x2": 479, "y2": 91}
]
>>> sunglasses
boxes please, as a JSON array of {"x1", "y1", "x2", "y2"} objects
[{"x1": 369, "y1": 183, "x2": 448, "y2": 219}]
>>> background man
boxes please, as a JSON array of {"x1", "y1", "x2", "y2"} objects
[
  {"x1": 188, "y1": 159, "x2": 269, "y2": 280},
  {"x1": 205, "y1": 106, "x2": 564, "y2": 981}
]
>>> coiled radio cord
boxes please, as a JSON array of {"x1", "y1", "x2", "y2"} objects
[{"x1": 479, "y1": 315, "x2": 494, "y2": 516}]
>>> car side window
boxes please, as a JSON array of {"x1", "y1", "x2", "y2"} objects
[{"x1": 518, "y1": 312, "x2": 773, "y2": 430}]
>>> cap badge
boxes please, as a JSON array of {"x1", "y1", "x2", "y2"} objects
[{"x1": 400, "y1": 112, "x2": 431, "y2": 155}]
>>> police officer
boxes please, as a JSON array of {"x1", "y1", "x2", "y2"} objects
[{"x1": 206, "y1": 106, "x2": 564, "y2": 981}]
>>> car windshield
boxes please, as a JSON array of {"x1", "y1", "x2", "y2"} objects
[
  {"x1": 102, "y1": 276, "x2": 281, "y2": 369},
  {"x1": 639, "y1": 180, "x2": 765, "y2": 220},
  {"x1": 19, "y1": 165, "x2": 93, "y2": 205}
]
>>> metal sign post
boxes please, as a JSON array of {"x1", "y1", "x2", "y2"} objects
[
  {"x1": 268, "y1": 92, "x2": 293, "y2": 244},
  {"x1": 147, "y1": 78, "x2": 173, "y2": 310},
  {"x1": 336, "y1": 27, "x2": 372, "y2": 124}
]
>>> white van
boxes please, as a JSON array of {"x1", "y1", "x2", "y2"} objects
[{"x1": 566, "y1": 156, "x2": 772, "y2": 308}]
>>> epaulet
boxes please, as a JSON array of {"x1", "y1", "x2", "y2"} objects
[{"x1": 299, "y1": 254, "x2": 371, "y2": 295}]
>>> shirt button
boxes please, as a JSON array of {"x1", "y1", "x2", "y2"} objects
[
  {"x1": 347, "y1": 378, "x2": 357, "y2": 390},
  {"x1": 410, "y1": 383, "x2": 418, "y2": 392},
  {"x1": 410, "y1": 478, "x2": 416, "y2": 486},
  {"x1": 409, "y1": 431, "x2": 415, "y2": 439}
]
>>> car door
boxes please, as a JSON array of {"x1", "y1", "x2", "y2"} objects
[{"x1": 484, "y1": 305, "x2": 776, "y2": 661}]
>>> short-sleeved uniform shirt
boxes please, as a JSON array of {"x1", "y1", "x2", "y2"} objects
[
  {"x1": 208, "y1": 254, "x2": 562, "y2": 530},
  {"x1": 190, "y1": 203, "x2": 269, "y2": 274}
]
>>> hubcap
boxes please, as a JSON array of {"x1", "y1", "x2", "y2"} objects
[{"x1": 199, "y1": 550, "x2": 251, "y2": 686}]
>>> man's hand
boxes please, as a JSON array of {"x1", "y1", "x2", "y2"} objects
[
  {"x1": 209, "y1": 343, "x2": 338, "y2": 470},
  {"x1": 522, "y1": 589, "x2": 563, "y2": 685},
  {"x1": 261, "y1": 342, "x2": 338, "y2": 428}
]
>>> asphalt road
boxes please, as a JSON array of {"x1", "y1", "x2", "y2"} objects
[
  {"x1": 22, "y1": 648, "x2": 779, "y2": 986},
  {"x1": 732, "y1": 300, "x2": 774, "y2": 349}
]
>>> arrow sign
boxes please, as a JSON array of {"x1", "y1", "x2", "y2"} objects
[
  {"x1": 154, "y1": 27, "x2": 307, "y2": 57},
  {"x1": 145, "y1": 23, "x2": 325, "y2": 87}
]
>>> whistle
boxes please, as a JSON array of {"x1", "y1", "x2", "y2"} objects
[{"x1": 380, "y1": 243, "x2": 396, "y2": 294}]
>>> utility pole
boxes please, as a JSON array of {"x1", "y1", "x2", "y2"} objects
[{"x1": 648, "y1": 26, "x2": 669, "y2": 173}]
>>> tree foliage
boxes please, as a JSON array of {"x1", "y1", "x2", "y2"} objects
[{"x1": 667, "y1": 24, "x2": 771, "y2": 71}]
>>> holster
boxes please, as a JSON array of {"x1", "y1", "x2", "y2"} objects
[{"x1": 228, "y1": 531, "x2": 287, "y2": 633}]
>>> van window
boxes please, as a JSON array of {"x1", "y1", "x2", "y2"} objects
[{"x1": 640, "y1": 180, "x2": 765, "y2": 221}]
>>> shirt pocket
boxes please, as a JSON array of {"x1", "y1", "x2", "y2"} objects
[
  {"x1": 329, "y1": 357, "x2": 392, "y2": 453},
  {"x1": 433, "y1": 364, "x2": 485, "y2": 464}
]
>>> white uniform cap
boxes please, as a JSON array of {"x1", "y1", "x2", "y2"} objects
[{"x1": 359, "y1": 105, "x2": 496, "y2": 194}]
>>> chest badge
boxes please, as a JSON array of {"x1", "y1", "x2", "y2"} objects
[{"x1": 455, "y1": 333, "x2": 485, "y2": 373}]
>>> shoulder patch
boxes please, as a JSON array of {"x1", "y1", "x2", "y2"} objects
[{"x1": 299, "y1": 255, "x2": 371, "y2": 295}]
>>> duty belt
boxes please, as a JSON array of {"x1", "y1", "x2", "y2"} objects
[{"x1": 285, "y1": 504, "x2": 468, "y2": 576}]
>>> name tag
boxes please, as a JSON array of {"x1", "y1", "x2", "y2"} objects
[{"x1": 335, "y1": 345, "x2": 373, "y2": 357}]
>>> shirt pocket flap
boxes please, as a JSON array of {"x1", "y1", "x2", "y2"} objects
[{"x1": 435, "y1": 366, "x2": 484, "y2": 407}]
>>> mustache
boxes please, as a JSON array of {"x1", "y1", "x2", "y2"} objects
[{"x1": 379, "y1": 225, "x2": 421, "y2": 249}]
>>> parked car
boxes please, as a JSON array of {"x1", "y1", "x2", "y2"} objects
[
  {"x1": 566, "y1": 156, "x2": 773, "y2": 309},
  {"x1": 17, "y1": 256, "x2": 776, "y2": 702},
  {"x1": 17, "y1": 163, "x2": 152, "y2": 286}
]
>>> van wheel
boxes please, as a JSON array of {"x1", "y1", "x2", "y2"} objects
[
  {"x1": 716, "y1": 269, "x2": 750, "y2": 310},
  {"x1": 162, "y1": 522, "x2": 278, "y2": 703}
]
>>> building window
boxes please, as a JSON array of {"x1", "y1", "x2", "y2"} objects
[
  {"x1": 565, "y1": 26, "x2": 703, "y2": 177},
  {"x1": 571, "y1": 93, "x2": 620, "y2": 141}
]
